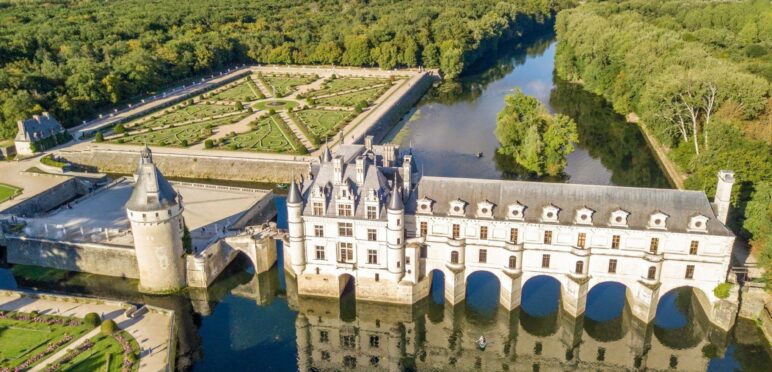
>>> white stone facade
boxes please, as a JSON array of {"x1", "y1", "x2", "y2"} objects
[{"x1": 287, "y1": 141, "x2": 737, "y2": 329}]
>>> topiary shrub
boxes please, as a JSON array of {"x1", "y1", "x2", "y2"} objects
[
  {"x1": 269, "y1": 109, "x2": 276, "y2": 115},
  {"x1": 30, "y1": 310, "x2": 39, "y2": 318},
  {"x1": 101, "y1": 319, "x2": 117, "y2": 335},
  {"x1": 84, "y1": 312, "x2": 101, "y2": 327},
  {"x1": 180, "y1": 140, "x2": 189, "y2": 147},
  {"x1": 204, "y1": 139, "x2": 214, "y2": 149},
  {"x1": 235, "y1": 101, "x2": 244, "y2": 110},
  {"x1": 713, "y1": 283, "x2": 732, "y2": 299},
  {"x1": 94, "y1": 131, "x2": 104, "y2": 143}
]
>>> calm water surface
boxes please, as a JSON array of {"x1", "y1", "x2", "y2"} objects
[{"x1": 4, "y1": 34, "x2": 770, "y2": 371}]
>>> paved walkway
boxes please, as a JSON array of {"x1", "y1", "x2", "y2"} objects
[
  {"x1": 250, "y1": 75, "x2": 274, "y2": 98},
  {"x1": 189, "y1": 111, "x2": 264, "y2": 149},
  {"x1": 0, "y1": 291, "x2": 173, "y2": 372},
  {"x1": 278, "y1": 111, "x2": 314, "y2": 151}
]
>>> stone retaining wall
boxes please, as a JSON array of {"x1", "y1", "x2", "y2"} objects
[
  {"x1": 0, "y1": 177, "x2": 83, "y2": 217},
  {"x1": 58, "y1": 148, "x2": 312, "y2": 183},
  {"x1": 5, "y1": 236, "x2": 139, "y2": 279}
]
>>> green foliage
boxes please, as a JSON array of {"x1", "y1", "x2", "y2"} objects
[
  {"x1": 94, "y1": 131, "x2": 104, "y2": 143},
  {"x1": 100, "y1": 319, "x2": 117, "y2": 335},
  {"x1": 495, "y1": 89, "x2": 577, "y2": 176},
  {"x1": 84, "y1": 313, "x2": 101, "y2": 327},
  {"x1": 235, "y1": 101, "x2": 244, "y2": 111},
  {"x1": 713, "y1": 283, "x2": 732, "y2": 299},
  {"x1": 204, "y1": 139, "x2": 214, "y2": 149},
  {"x1": 0, "y1": 0, "x2": 564, "y2": 140},
  {"x1": 40, "y1": 154, "x2": 67, "y2": 169},
  {"x1": 182, "y1": 225, "x2": 192, "y2": 254},
  {"x1": 113, "y1": 124, "x2": 125, "y2": 134}
]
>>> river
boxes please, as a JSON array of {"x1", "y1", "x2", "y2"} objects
[{"x1": 4, "y1": 33, "x2": 771, "y2": 371}]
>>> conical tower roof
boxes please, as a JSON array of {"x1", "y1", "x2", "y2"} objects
[
  {"x1": 287, "y1": 179, "x2": 303, "y2": 204},
  {"x1": 321, "y1": 146, "x2": 332, "y2": 163},
  {"x1": 388, "y1": 177, "x2": 403, "y2": 211},
  {"x1": 126, "y1": 146, "x2": 178, "y2": 212}
]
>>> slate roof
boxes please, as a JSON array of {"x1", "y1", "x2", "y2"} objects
[
  {"x1": 15, "y1": 112, "x2": 65, "y2": 142},
  {"x1": 415, "y1": 176, "x2": 732, "y2": 236},
  {"x1": 125, "y1": 147, "x2": 179, "y2": 212}
]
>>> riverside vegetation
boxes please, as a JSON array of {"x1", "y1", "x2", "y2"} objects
[
  {"x1": 0, "y1": 0, "x2": 569, "y2": 140},
  {"x1": 554, "y1": 0, "x2": 772, "y2": 282}
]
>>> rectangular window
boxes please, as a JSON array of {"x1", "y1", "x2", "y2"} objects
[
  {"x1": 689, "y1": 241, "x2": 699, "y2": 255},
  {"x1": 367, "y1": 249, "x2": 378, "y2": 264},
  {"x1": 367, "y1": 228, "x2": 377, "y2": 241},
  {"x1": 541, "y1": 254, "x2": 550, "y2": 268},
  {"x1": 510, "y1": 228, "x2": 518, "y2": 243},
  {"x1": 315, "y1": 246, "x2": 325, "y2": 260},
  {"x1": 577, "y1": 233, "x2": 586, "y2": 249},
  {"x1": 370, "y1": 335, "x2": 380, "y2": 348},
  {"x1": 366, "y1": 205, "x2": 377, "y2": 220},
  {"x1": 608, "y1": 259, "x2": 617, "y2": 274},
  {"x1": 452, "y1": 224, "x2": 460, "y2": 239},
  {"x1": 314, "y1": 225, "x2": 324, "y2": 237},
  {"x1": 313, "y1": 202, "x2": 324, "y2": 216},
  {"x1": 338, "y1": 204, "x2": 352, "y2": 216},
  {"x1": 611, "y1": 235, "x2": 620, "y2": 249},
  {"x1": 420, "y1": 245, "x2": 427, "y2": 258},
  {"x1": 319, "y1": 330, "x2": 329, "y2": 343},
  {"x1": 338, "y1": 242, "x2": 354, "y2": 262},
  {"x1": 420, "y1": 221, "x2": 428, "y2": 237},
  {"x1": 338, "y1": 222, "x2": 353, "y2": 237},
  {"x1": 479, "y1": 249, "x2": 487, "y2": 263},
  {"x1": 649, "y1": 238, "x2": 659, "y2": 254},
  {"x1": 543, "y1": 230, "x2": 552, "y2": 244},
  {"x1": 341, "y1": 335, "x2": 356, "y2": 349},
  {"x1": 685, "y1": 265, "x2": 695, "y2": 279},
  {"x1": 479, "y1": 226, "x2": 488, "y2": 240},
  {"x1": 406, "y1": 256, "x2": 411, "y2": 265}
]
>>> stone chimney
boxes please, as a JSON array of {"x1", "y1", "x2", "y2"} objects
[
  {"x1": 365, "y1": 135, "x2": 374, "y2": 151},
  {"x1": 355, "y1": 156, "x2": 365, "y2": 185},
  {"x1": 714, "y1": 170, "x2": 735, "y2": 224},
  {"x1": 333, "y1": 156, "x2": 343, "y2": 185},
  {"x1": 402, "y1": 154, "x2": 412, "y2": 192},
  {"x1": 382, "y1": 143, "x2": 397, "y2": 167}
]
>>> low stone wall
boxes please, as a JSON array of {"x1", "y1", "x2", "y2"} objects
[
  {"x1": 58, "y1": 148, "x2": 312, "y2": 183},
  {"x1": 6, "y1": 236, "x2": 139, "y2": 279},
  {"x1": 739, "y1": 284, "x2": 772, "y2": 343},
  {"x1": 187, "y1": 232, "x2": 277, "y2": 288},
  {"x1": 0, "y1": 177, "x2": 82, "y2": 217}
]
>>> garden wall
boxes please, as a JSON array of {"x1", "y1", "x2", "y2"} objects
[{"x1": 0, "y1": 177, "x2": 84, "y2": 217}]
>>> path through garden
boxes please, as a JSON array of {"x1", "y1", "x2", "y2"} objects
[{"x1": 278, "y1": 111, "x2": 314, "y2": 151}]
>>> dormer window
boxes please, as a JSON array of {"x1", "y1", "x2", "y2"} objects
[
  {"x1": 609, "y1": 209, "x2": 630, "y2": 227},
  {"x1": 477, "y1": 201, "x2": 495, "y2": 219},
  {"x1": 507, "y1": 202, "x2": 526, "y2": 221},
  {"x1": 688, "y1": 215, "x2": 709, "y2": 232},
  {"x1": 575, "y1": 207, "x2": 595, "y2": 225},
  {"x1": 449, "y1": 199, "x2": 467, "y2": 217},
  {"x1": 542, "y1": 204, "x2": 560, "y2": 223},
  {"x1": 417, "y1": 197, "x2": 434, "y2": 214},
  {"x1": 648, "y1": 211, "x2": 669, "y2": 230}
]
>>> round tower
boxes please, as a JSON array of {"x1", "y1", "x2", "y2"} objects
[
  {"x1": 386, "y1": 179, "x2": 405, "y2": 282},
  {"x1": 287, "y1": 179, "x2": 306, "y2": 276},
  {"x1": 125, "y1": 146, "x2": 187, "y2": 293}
]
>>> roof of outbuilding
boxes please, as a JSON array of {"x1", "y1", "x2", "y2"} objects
[
  {"x1": 15, "y1": 112, "x2": 65, "y2": 142},
  {"x1": 415, "y1": 176, "x2": 732, "y2": 235}
]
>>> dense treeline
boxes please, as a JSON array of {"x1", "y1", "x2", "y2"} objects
[
  {"x1": 555, "y1": 1, "x2": 772, "y2": 281},
  {"x1": 0, "y1": 0, "x2": 569, "y2": 139}
]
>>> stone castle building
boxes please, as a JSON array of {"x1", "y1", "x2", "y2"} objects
[
  {"x1": 14, "y1": 112, "x2": 68, "y2": 155},
  {"x1": 286, "y1": 137, "x2": 738, "y2": 330}
]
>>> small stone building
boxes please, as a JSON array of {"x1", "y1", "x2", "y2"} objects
[{"x1": 14, "y1": 112, "x2": 69, "y2": 155}]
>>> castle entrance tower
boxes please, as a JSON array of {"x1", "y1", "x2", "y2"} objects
[
  {"x1": 287, "y1": 179, "x2": 306, "y2": 276},
  {"x1": 125, "y1": 146, "x2": 187, "y2": 293}
]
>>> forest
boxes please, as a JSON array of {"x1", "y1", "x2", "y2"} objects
[
  {"x1": 0, "y1": 0, "x2": 567, "y2": 140},
  {"x1": 554, "y1": 0, "x2": 772, "y2": 280}
]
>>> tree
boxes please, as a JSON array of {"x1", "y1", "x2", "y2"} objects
[
  {"x1": 114, "y1": 123, "x2": 126, "y2": 134},
  {"x1": 101, "y1": 319, "x2": 117, "y2": 335},
  {"x1": 94, "y1": 131, "x2": 103, "y2": 143},
  {"x1": 84, "y1": 313, "x2": 101, "y2": 327},
  {"x1": 235, "y1": 101, "x2": 244, "y2": 110}
]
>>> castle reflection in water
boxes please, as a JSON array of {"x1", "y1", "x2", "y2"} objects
[{"x1": 185, "y1": 257, "x2": 728, "y2": 372}]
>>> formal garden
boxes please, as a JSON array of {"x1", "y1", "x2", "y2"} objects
[
  {"x1": 0, "y1": 183, "x2": 21, "y2": 203},
  {"x1": 101, "y1": 70, "x2": 407, "y2": 153},
  {"x1": 0, "y1": 311, "x2": 139, "y2": 372}
]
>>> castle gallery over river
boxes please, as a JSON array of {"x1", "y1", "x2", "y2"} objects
[{"x1": 1, "y1": 136, "x2": 740, "y2": 332}]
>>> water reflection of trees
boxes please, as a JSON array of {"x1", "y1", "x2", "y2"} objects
[{"x1": 548, "y1": 76, "x2": 671, "y2": 188}]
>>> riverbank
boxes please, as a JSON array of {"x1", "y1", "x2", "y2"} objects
[{"x1": 625, "y1": 113, "x2": 686, "y2": 189}]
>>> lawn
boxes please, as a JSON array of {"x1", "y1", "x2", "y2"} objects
[
  {"x1": 209, "y1": 79, "x2": 261, "y2": 102},
  {"x1": 307, "y1": 77, "x2": 390, "y2": 97},
  {"x1": 0, "y1": 183, "x2": 21, "y2": 203},
  {"x1": 295, "y1": 109, "x2": 352, "y2": 139},
  {"x1": 217, "y1": 116, "x2": 298, "y2": 153},
  {"x1": 53, "y1": 331, "x2": 139, "y2": 372},
  {"x1": 127, "y1": 103, "x2": 239, "y2": 130},
  {"x1": 0, "y1": 311, "x2": 92, "y2": 370},
  {"x1": 251, "y1": 99, "x2": 298, "y2": 111},
  {"x1": 315, "y1": 86, "x2": 389, "y2": 107},
  {"x1": 115, "y1": 113, "x2": 250, "y2": 147},
  {"x1": 260, "y1": 74, "x2": 318, "y2": 97}
]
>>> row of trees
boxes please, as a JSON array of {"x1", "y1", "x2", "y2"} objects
[
  {"x1": 495, "y1": 89, "x2": 577, "y2": 176},
  {"x1": 0, "y1": 0, "x2": 569, "y2": 140},
  {"x1": 554, "y1": 1, "x2": 772, "y2": 281}
]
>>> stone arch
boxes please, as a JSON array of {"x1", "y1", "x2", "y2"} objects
[
  {"x1": 338, "y1": 273, "x2": 357, "y2": 322},
  {"x1": 583, "y1": 281, "x2": 632, "y2": 342},
  {"x1": 464, "y1": 270, "x2": 501, "y2": 318},
  {"x1": 653, "y1": 286, "x2": 711, "y2": 349},
  {"x1": 521, "y1": 275, "x2": 562, "y2": 318}
]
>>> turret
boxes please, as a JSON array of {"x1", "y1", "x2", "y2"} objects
[
  {"x1": 125, "y1": 146, "x2": 186, "y2": 293},
  {"x1": 287, "y1": 178, "x2": 306, "y2": 276},
  {"x1": 401, "y1": 155, "x2": 412, "y2": 193},
  {"x1": 321, "y1": 146, "x2": 332, "y2": 163},
  {"x1": 386, "y1": 177, "x2": 405, "y2": 282},
  {"x1": 714, "y1": 170, "x2": 734, "y2": 224}
]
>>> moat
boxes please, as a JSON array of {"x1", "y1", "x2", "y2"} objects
[{"x1": 3, "y1": 34, "x2": 770, "y2": 370}]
